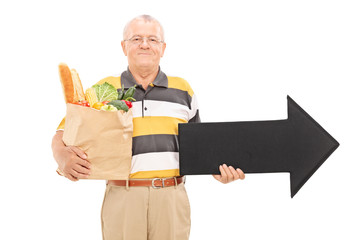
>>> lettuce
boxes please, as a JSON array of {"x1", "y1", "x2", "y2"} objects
[{"x1": 92, "y1": 82, "x2": 118, "y2": 102}]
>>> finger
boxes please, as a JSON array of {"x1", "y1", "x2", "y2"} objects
[
  {"x1": 229, "y1": 166, "x2": 240, "y2": 180},
  {"x1": 236, "y1": 168, "x2": 245, "y2": 180},
  {"x1": 218, "y1": 165, "x2": 228, "y2": 183},
  {"x1": 76, "y1": 158, "x2": 91, "y2": 170},
  {"x1": 71, "y1": 169, "x2": 89, "y2": 179},
  {"x1": 223, "y1": 164, "x2": 234, "y2": 182},
  {"x1": 69, "y1": 146, "x2": 87, "y2": 160},
  {"x1": 74, "y1": 163, "x2": 91, "y2": 175},
  {"x1": 65, "y1": 173, "x2": 78, "y2": 182}
]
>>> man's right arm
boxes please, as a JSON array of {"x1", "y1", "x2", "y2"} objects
[{"x1": 51, "y1": 131, "x2": 91, "y2": 181}]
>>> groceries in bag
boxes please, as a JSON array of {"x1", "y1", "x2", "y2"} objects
[{"x1": 57, "y1": 63, "x2": 136, "y2": 180}]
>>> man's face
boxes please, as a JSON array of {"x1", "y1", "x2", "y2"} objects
[{"x1": 121, "y1": 19, "x2": 166, "y2": 70}]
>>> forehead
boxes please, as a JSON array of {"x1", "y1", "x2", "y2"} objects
[{"x1": 126, "y1": 19, "x2": 162, "y2": 38}]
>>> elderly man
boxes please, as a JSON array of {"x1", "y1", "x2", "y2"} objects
[{"x1": 52, "y1": 15, "x2": 245, "y2": 240}]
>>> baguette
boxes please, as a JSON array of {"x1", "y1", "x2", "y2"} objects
[
  {"x1": 71, "y1": 68, "x2": 85, "y2": 102},
  {"x1": 58, "y1": 63, "x2": 85, "y2": 103}
]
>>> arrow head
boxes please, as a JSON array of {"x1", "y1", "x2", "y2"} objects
[{"x1": 286, "y1": 96, "x2": 339, "y2": 198}]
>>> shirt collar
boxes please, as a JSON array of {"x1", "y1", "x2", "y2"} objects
[{"x1": 121, "y1": 66, "x2": 168, "y2": 89}]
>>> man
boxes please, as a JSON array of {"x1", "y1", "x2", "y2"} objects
[{"x1": 52, "y1": 15, "x2": 245, "y2": 240}]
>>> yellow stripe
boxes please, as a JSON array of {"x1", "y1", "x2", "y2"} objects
[
  {"x1": 133, "y1": 116, "x2": 187, "y2": 137},
  {"x1": 57, "y1": 117, "x2": 66, "y2": 130},
  {"x1": 167, "y1": 76, "x2": 194, "y2": 97},
  {"x1": 130, "y1": 169, "x2": 180, "y2": 179},
  {"x1": 95, "y1": 76, "x2": 121, "y2": 89}
]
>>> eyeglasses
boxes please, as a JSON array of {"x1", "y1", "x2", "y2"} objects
[{"x1": 124, "y1": 36, "x2": 164, "y2": 46}]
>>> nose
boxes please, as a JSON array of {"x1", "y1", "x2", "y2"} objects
[{"x1": 139, "y1": 38, "x2": 150, "y2": 49}]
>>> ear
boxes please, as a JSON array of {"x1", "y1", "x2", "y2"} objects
[
  {"x1": 160, "y1": 42, "x2": 166, "y2": 57},
  {"x1": 121, "y1": 41, "x2": 127, "y2": 56}
]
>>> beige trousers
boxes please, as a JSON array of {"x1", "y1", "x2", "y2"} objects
[{"x1": 101, "y1": 182, "x2": 191, "y2": 240}]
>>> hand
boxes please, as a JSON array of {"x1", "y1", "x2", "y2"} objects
[
  {"x1": 212, "y1": 164, "x2": 245, "y2": 184},
  {"x1": 52, "y1": 131, "x2": 91, "y2": 181},
  {"x1": 56, "y1": 146, "x2": 91, "y2": 181}
]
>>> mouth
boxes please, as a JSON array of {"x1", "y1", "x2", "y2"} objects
[{"x1": 137, "y1": 52, "x2": 152, "y2": 55}]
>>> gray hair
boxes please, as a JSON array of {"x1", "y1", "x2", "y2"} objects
[{"x1": 123, "y1": 14, "x2": 165, "y2": 41}]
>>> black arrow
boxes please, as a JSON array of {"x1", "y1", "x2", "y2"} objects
[{"x1": 178, "y1": 96, "x2": 339, "y2": 197}]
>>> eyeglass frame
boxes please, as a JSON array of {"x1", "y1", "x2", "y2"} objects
[{"x1": 123, "y1": 35, "x2": 165, "y2": 46}]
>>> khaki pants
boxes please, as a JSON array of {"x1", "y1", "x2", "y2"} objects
[{"x1": 101, "y1": 182, "x2": 191, "y2": 240}]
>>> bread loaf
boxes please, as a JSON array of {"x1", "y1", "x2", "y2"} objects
[{"x1": 58, "y1": 63, "x2": 85, "y2": 103}]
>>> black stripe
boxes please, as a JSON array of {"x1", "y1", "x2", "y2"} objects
[
  {"x1": 189, "y1": 110, "x2": 201, "y2": 123},
  {"x1": 132, "y1": 134, "x2": 179, "y2": 155},
  {"x1": 129, "y1": 87, "x2": 192, "y2": 109}
]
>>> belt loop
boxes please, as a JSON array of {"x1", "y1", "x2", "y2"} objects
[
  {"x1": 174, "y1": 177, "x2": 178, "y2": 189},
  {"x1": 126, "y1": 179, "x2": 129, "y2": 190}
]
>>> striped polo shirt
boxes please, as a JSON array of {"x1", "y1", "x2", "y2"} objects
[{"x1": 58, "y1": 67, "x2": 200, "y2": 179}]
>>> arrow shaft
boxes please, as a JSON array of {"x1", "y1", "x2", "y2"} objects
[{"x1": 179, "y1": 120, "x2": 291, "y2": 175}]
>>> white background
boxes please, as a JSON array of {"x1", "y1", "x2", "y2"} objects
[{"x1": 1, "y1": 0, "x2": 359, "y2": 239}]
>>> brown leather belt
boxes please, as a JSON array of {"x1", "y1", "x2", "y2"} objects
[{"x1": 108, "y1": 176, "x2": 185, "y2": 189}]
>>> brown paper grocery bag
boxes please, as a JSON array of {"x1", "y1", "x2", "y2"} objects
[{"x1": 62, "y1": 103, "x2": 133, "y2": 180}]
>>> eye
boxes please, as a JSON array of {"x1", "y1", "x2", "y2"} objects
[
  {"x1": 149, "y1": 38, "x2": 158, "y2": 43},
  {"x1": 132, "y1": 37, "x2": 141, "y2": 42}
]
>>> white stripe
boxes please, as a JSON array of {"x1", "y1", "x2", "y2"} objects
[
  {"x1": 131, "y1": 152, "x2": 179, "y2": 173},
  {"x1": 132, "y1": 100, "x2": 190, "y2": 120},
  {"x1": 131, "y1": 101, "x2": 143, "y2": 117},
  {"x1": 189, "y1": 93, "x2": 199, "y2": 120}
]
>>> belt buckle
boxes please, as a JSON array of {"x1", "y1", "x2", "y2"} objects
[{"x1": 152, "y1": 178, "x2": 165, "y2": 189}]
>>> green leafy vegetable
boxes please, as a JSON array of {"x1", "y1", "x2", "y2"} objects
[{"x1": 92, "y1": 82, "x2": 118, "y2": 102}]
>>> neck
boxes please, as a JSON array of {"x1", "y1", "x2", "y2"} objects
[{"x1": 129, "y1": 65, "x2": 159, "y2": 90}]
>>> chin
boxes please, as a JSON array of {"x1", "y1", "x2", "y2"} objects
[{"x1": 136, "y1": 61, "x2": 157, "y2": 68}]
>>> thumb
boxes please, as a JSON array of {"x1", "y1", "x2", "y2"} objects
[
  {"x1": 69, "y1": 146, "x2": 87, "y2": 159},
  {"x1": 212, "y1": 174, "x2": 221, "y2": 181}
]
